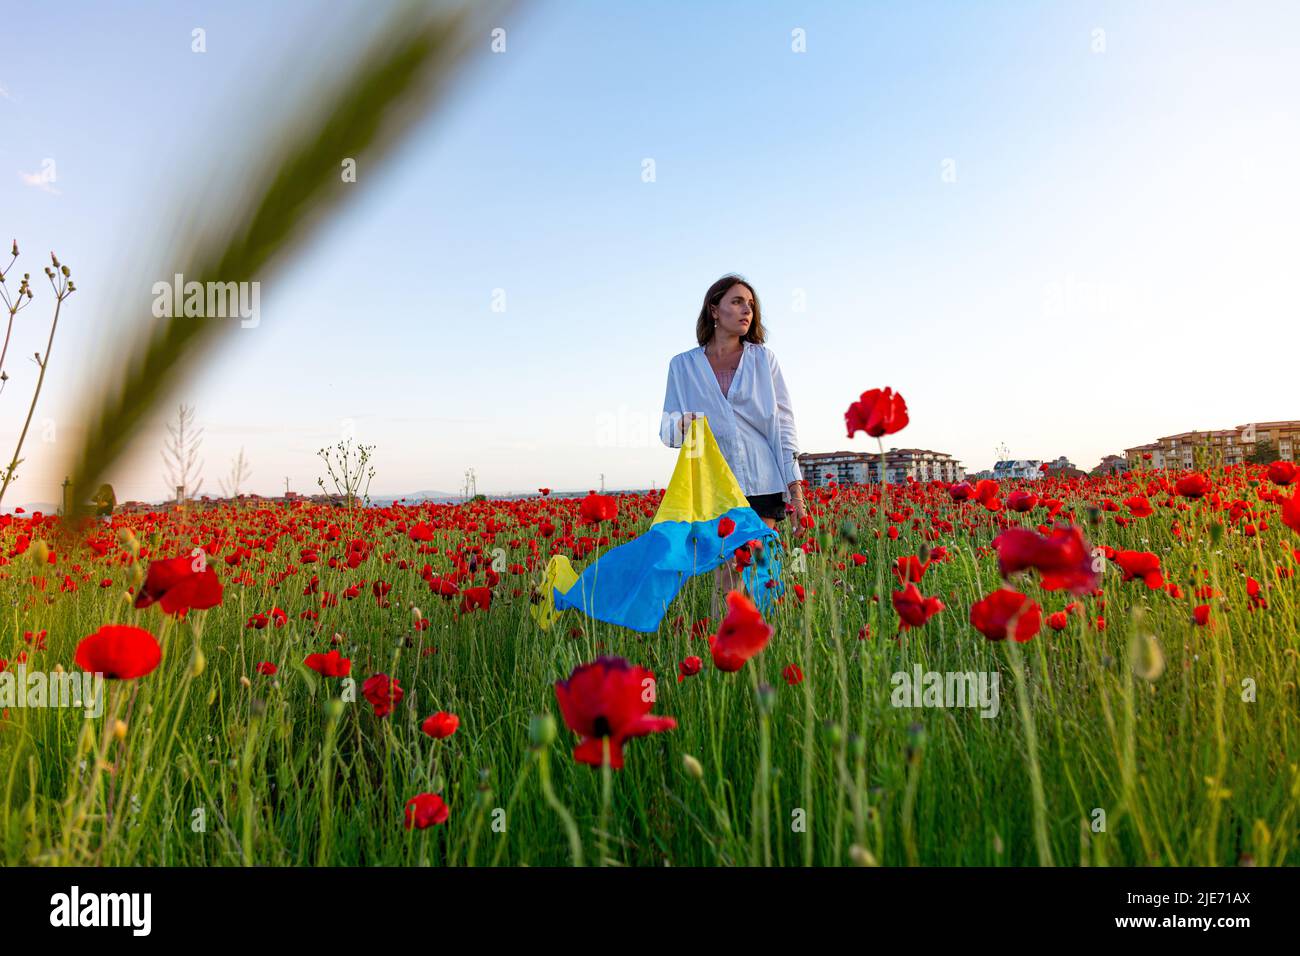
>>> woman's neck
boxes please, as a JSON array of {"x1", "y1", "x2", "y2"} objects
[{"x1": 708, "y1": 333, "x2": 744, "y2": 358}]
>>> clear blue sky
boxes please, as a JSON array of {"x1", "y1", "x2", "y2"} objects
[{"x1": 2, "y1": 0, "x2": 1297, "y2": 507}]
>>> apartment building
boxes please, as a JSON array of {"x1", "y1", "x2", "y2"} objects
[
  {"x1": 1124, "y1": 420, "x2": 1299, "y2": 470},
  {"x1": 799, "y1": 448, "x2": 965, "y2": 487},
  {"x1": 992, "y1": 460, "x2": 1044, "y2": 481}
]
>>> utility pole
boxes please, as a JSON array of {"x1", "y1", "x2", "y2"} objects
[
  {"x1": 61, "y1": 476, "x2": 70, "y2": 516},
  {"x1": 284, "y1": 476, "x2": 290, "y2": 496},
  {"x1": 599, "y1": 473, "x2": 605, "y2": 493}
]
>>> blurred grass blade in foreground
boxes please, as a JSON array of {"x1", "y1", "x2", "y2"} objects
[{"x1": 56, "y1": 0, "x2": 518, "y2": 530}]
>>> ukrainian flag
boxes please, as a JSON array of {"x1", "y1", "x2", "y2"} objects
[{"x1": 541, "y1": 416, "x2": 784, "y2": 633}]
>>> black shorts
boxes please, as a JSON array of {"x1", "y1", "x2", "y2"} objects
[{"x1": 746, "y1": 492, "x2": 787, "y2": 523}]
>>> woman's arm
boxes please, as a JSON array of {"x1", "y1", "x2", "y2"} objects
[
  {"x1": 768, "y1": 349, "x2": 803, "y2": 490},
  {"x1": 659, "y1": 357, "x2": 689, "y2": 449}
]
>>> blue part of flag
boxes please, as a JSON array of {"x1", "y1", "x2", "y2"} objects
[
  {"x1": 742, "y1": 535, "x2": 785, "y2": 614},
  {"x1": 553, "y1": 505, "x2": 777, "y2": 633}
]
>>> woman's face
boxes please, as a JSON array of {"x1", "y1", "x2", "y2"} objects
[{"x1": 710, "y1": 284, "x2": 754, "y2": 340}]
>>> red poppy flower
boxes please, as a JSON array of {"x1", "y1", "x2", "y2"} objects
[
  {"x1": 1006, "y1": 490, "x2": 1038, "y2": 513},
  {"x1": 74, "y1": 624, "x2": 162, "y2": 679},
  {"x1": 256, "y1": 661, "x2": 278, "y2": 675},
  {"x1": 553, "y1": 657, "x2": 677, "y2": 769},
  {"x1": 782, "y1": 663, "x2": 804, "y2": 685},
  {"x1": 948, "y1": 481, "x2": 975, "y2": 502},
  {"x1": 677, "y1": 656, "x2": 703, "y2": 682},
  {"x1": 1282, "y1": 494, "x2": 1300, "y2": 535},
  {"x1": 1046, "y1": 611, "x2": 1068, "y2": 631},
  {"x1": 304, "y1": 649, "x2": 351, "y2": 677},
  {"x1": 1113, "y1": 550, "x2": 1164, "y2": 589},
  {"x1": 133, "y1": 555, "x2": 223, "y2": 616},
  {"x1": 992, "y1": 525, "x2": 1098, "y2": 595},
  {"x1": 427, "y1": 575, "x2": 460, "y2": 598},
  {"x1": 845, "y1": 387, "x2": 909, "y2": 438},
  {"x1": 579, "y1": 492, "x2": 618, "y2": 525},
  {"x1": 1267, "y1": 461, "x2": 1297, "y2": 486},
  {"x1": 459, "y1": 586, "x2": 492, "y2": 614},
  {"x1": 1193, "y1": 604, "x2": 1212, "y2": 626},
  {"x1": 891, "y1": 583, "x2": 945, "y2": 631},
  {"x1": 710, "y1": 590, "x2": 774, "y2": 671},
  {"x1": 893, "y1": 555, "x2": 930, "y2": 584},
  {"x1": 363, "y1": 673, "x2": 403, "y2": 718},
  {"x1": 970, "y1": 588, "x2": 1041, "y2": 642},
  {"x1": 975, "y1": 480, "x2": 1002, "y2": 511},
  {"x1": 404, "y1": 792, "x2": 449, "y2": 829},
  {"x1": 717, "y1": 516, "x2": 736, "y2": 537},
  {"x1": 421, "y1": 711, "x2": 460, "y2": 739},
  {"x1": 1123, "y1": 495, "x2": 1154, "y2": 518},
  {"x1": 1174, "y1": 473, "x2": 1209, "y2": 499}
]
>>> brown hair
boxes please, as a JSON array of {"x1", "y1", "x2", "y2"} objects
[{"x1": 695, "y1": 274, "x2": 766, "y2": 347}]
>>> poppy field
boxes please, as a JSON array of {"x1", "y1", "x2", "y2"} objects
[{"x1": 3, "y1": 397, "x2": 1300, "y2": 867}]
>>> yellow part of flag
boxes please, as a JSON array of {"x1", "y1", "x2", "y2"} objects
[
  {"x1": 531, "y1": 553, "x2": 580, "y2": 631},
  {"x1": 652, "y1": 416, "x2": 751, "y2": 526}
]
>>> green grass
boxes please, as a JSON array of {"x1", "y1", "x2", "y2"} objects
[{"x1": 2, "y1": 466, "x2": 1297, "y2": 866}]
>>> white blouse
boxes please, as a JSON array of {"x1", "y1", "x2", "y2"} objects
[{"x1": 659, "y1": 341, "x2": 803, "y2": 500}]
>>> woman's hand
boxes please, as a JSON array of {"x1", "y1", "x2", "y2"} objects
[
  {"x1": 788, "y1": 481, "x2": 807, "y2": 526},
  {"x1": 679, "y1": 411, "x2": 701, "y2": 436}
]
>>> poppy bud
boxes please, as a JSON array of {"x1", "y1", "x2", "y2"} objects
[
  {"x1": 823, "y1": 721, "x2": 843, "y2": 745},
  {"x1": 529, "y1": 712, "x2": 556, "y2": 748},
  {"x1": 30, "y1": 539, "x2": 49, "y2": 566},
  {"x1": 113, "y1": 719, "x2": 128, "y2": 741},
  {"x1": 849, "y1": 844, "x2": 879, "y2": 866},
  {"x1": 1209, "y1": 522, "x2": 1224, "y2": 545},
  {"x1": 849, "y1": 734, "x2": 866, "y2": 758},
  {"x1": 117, "y1": 527, "x2": 139, "y2": 555},
  {"x1": 1130, "y1": 631, "x2": 1165, "y2": 682},
  {"x1": 324, "y1": 698, "x2": 344, "y2": 720},
  {"x1": 682, "y1": 754, "x2": 704, "y2": 780},
  {"x1": 838, "y1": 519, "x2": 858, "y2": 544},
  {"x1": 190, "y1": 645, "x2": 205, "y2": 677},
  {"x1": 755, "y1": 682, "x2": 776, "y2": 714}
]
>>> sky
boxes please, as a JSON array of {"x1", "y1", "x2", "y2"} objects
[{"x1": 1, "y1": 0, "x2": 1297, "y2": 509}]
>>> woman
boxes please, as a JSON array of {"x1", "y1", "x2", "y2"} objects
[{"x1": 659, "y1": 274, "x2": 807, "y2": 617}]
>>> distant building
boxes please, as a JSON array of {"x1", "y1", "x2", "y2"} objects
[
  {"x1": 1125, "y1": 420, "x2": 1300, "y2": 470},
  {"x1": 1093, "y1": 454, "x2": 1128, "y2": 476},
  {"x1": 798, "y1": 448, "x2": 965, "y2": 487},
  {"x1": 992, "y1": 460, "x2": 1044, "y2": 481}
]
